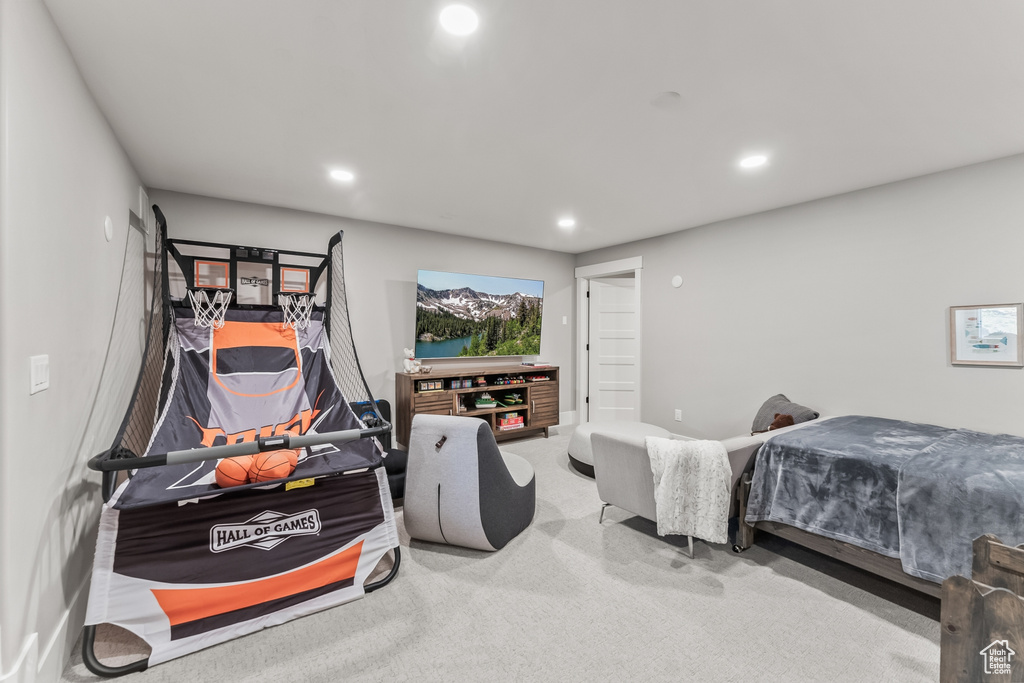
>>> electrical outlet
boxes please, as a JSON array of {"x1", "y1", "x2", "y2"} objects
[
  {"x1": 674, "y1": 409, "x2": 682, "y2": 421},
  {"x1": 30, "y1": 355, "x2": 50, "y2": 394}
]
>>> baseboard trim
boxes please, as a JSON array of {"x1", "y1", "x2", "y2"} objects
[{"x1": 34, "y1": 570, "x2": 92, "y2": 683}]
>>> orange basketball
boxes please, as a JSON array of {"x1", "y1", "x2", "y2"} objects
[
  {"x1": 278, "y1": 448, "x2": 300, "y2": 468},
  {"x1": 215, "y1": 455, "x2": 253, "y2": 488},
  {"x1": 250, "y1": 450, "x2": 296, "y2": 483}
]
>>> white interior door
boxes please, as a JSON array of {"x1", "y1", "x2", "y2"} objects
[{"x1": 588, "y1": 276, "x2": 639, "y2": 422}]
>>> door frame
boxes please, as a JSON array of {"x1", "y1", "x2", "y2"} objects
[{"x1": 574, "y1": 256, "x2": 643, "y2": 425}]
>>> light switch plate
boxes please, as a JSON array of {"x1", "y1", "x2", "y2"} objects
[
  {"x1": 674, "y1": 409, "x2": 682, "y2": 421},
  {"x1": 30, "y1": 355, "x2": 49, "y2": 394}
]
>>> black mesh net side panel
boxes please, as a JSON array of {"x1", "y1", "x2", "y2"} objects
[
  {"x1": 109, "y1": 216, "x2": 168, "y2": 459},
  {"x1": 328, "y1": 233, "x2": 386, "y2": 426},
  {"x1": 81, "y1": 224, "x2": 150, "y2": 460}
]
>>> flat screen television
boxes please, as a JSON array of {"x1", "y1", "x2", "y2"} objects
[{"x1": 415, "y1": 269, "x2": 544, "y2": 359}]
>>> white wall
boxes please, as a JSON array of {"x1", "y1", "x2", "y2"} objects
[
  {"x1": 0, "y1": 0, "x2": 143, "y2": 680},
  {"x1": 148, "y1": 190, "x2": 578, "y2": 433},
  {"x1": 576, "y1": 153, "x2": 1024, "y2": 440}
]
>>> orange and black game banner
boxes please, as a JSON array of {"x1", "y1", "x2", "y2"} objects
[{"x1": 112, "y1": 470, "x2": 384, "y2": 640}]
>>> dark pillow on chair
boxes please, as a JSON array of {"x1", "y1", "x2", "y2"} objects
[{"x1": 751, "y1": 394, "x2": 818, "y2": 433}]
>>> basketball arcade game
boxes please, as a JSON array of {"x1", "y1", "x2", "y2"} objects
[{"x1": 83, "y1": 207, "x2": 400, "y2": 677}]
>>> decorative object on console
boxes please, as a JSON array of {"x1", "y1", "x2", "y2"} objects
[
  {"x1": 497, "y1": 412, "x2": 523, "y2": 429},
  {"x1": 751, "y1": 394, "x2": 818, "y2": 434},
  {"x1": 494, "y1": 375, "x2": 526, "y2": 385},
  {"x1": 949, "y1": 303, "x2": 1023, "y2": 367},
  {"x1": 402, "y1": 347, "x2": 423, "y2": 374}
]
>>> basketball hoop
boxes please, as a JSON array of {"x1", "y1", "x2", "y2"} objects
[
  {"x1": 187, "y1": 288, "x2": 233, "y2": 329},
  {"x1": 280, "y1": 292, "x2": 315, "y2": 330}
]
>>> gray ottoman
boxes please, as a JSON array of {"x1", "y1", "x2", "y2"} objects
[{"x1": 568, "y1": 420, "x2": 671, "y2": 477}]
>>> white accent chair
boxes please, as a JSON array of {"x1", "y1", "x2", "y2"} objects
[
  {"x1": 591, "y1": 431, "x2": 693, "y2": 557},
  {"x1": 590, "y1": 429, "x2": 799, "y2": 556}
]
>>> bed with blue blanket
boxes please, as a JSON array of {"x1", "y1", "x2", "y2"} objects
[{"x1": 737, "y1": 415, "x2": 1024, "y2": 595}]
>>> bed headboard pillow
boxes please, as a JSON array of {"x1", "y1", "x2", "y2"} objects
[{"x1": 751, "y1": 394, "x2": 819, "y2": 433}]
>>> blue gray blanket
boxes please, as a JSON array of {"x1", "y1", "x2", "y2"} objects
[{"x1": 745, "y1": 415, "x2": 1024, "y2": 583}]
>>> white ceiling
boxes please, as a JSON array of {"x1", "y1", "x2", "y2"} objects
[{"x1": 45, "y1": 0, "x2": 1024, "y2": 253}]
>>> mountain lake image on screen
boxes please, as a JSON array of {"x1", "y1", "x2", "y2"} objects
[{"x1": 415, "y1": 270, "x2": 544, "y2": 359}]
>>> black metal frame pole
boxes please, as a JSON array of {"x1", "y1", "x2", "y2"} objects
[
  {"x1": 88, "y1": 425, "x2": 391, "y2": 473},
  {"x1": 81, "y1": 625, "x2": 149, "y2": 678},
  {"x1": 365, "y1": 546, "x2": 401, "y2": 593}
]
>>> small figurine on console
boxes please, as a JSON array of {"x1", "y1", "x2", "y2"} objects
[{"x1": 402, "y1": 348, "x2": 423, "y2": 374}]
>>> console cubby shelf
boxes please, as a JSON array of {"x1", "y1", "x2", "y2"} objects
[
  {"x1": 395, "y1": 365, "x2": 559, "y2": 448},
  {"x1": 449, "y1": 384, "x2": 530, "y2": 394},
  {"x1": 460, "y1": 405, "x2": 528, "y2": 417}
]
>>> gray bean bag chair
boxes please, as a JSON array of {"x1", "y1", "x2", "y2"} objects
[{"x1": 404, "y1": 414, "x2": 535, "y2": 551}]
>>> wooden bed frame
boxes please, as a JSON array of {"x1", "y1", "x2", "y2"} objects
[
  {"x1": 941, "y1": 535, "x2": 1024, "y2": 681},
  {"x1": 733, "y1": 471, "x2": 942, "y2": 599}
]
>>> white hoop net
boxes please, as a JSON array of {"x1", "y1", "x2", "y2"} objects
[
  {"x1": 281, "y1": 292, "x2": 315, "y2": 330},
  {"x1": 188, "y1": 288, "x2": 232, "y2": 329}
]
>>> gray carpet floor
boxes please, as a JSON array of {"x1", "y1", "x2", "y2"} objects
[{"x1": 62, "y1": 431, "x2": 940, "y2": 682}]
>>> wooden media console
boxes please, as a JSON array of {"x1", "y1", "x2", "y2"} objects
[{"x1": 395, "y1": 365, "x2": 559, "y2": 447}]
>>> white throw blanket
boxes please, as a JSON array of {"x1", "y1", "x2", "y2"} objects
[{"x1": 645, "y1": 437, "x2": 731, "y2": 544}]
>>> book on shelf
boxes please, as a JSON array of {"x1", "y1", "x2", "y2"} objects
[
  {"x1": 498, "y1": 423, "x2": 525, "y2": 431},
  {"x1": 521, "y1": 362, "x2": 551, "y2": 368}
]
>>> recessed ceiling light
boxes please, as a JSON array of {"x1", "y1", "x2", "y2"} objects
[
  {"x1": 739, "y1": 155, "x2": 768, "y2": 169},
  {"x1": 558, "y1": 218, "x2": 576, "y2": 229},
  {"x1": 330, "y1": 169, "x2": 355, "y2": 182},
  {"x1": 439, "y1": 5, "x2": 479, "y2": 36}
]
